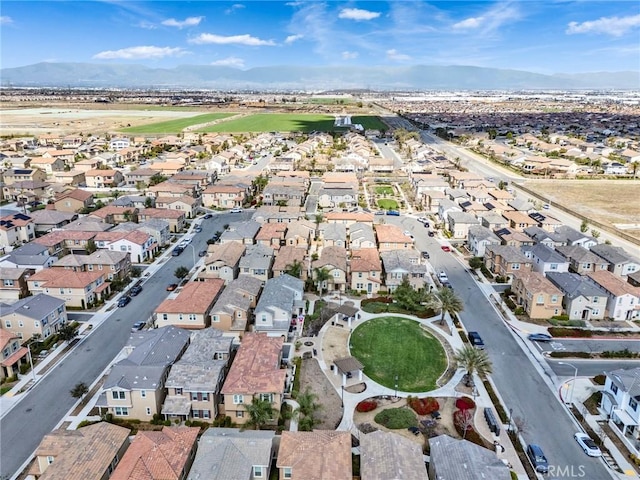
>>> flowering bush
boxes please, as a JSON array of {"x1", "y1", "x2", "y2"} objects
[
  {"x1": 356, "y1": 400, "x2": 378, "y2": 413},
  {"x1": 455, "y1": 396, "x2": 476, "y2": 410},
  {"x1": 408, "y1": 396, "x2": 440, "y2": 415}
]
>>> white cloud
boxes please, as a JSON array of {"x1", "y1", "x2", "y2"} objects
[
  {"x1": 452, "y1": 3, "x2": 521, "y2": 35},
  {"x1": 386, "y1": 49, "x2": 411, "y2": 61},
  {"x1": 211, "y1": 57, "x2": 245, "y2": 68},
  {"x1": 161, "y1": 16, "x2": 204, "y2": 29},
  {"x1": 225, "y1": 4, "x2": 245, "y2": 14},
  {"x1": 342, "y1": 51, "x2": 359, "y2": 60},
  {"x1": 338, "y1": 8, "x2": 380, "y2": 21},
  {"x1": 0, "y1": 16, "x2": 13, "y2": 25},
  {"x1": 566, "y1": 14, "x2": 640, "y2": 37},
  {"x1": 137, "y1": 20, "x2": 157, "y2": 30},
  {"x1": 189, "y1": 33, "x2": 276, "y2": 46},
  {"x1": 93, "y1": 46, "x2": 188, "y2": 60},
  {"x1": 285, "y1": 34, "x2": 303, "y2": 44}
]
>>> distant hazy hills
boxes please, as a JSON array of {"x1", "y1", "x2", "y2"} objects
[{"x1": 1, "y1": 62, "x2": 638, "y2": 90}]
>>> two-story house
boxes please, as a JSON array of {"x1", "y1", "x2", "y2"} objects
[
  {"x1": 600, "y1": 367, "x2": 640, "y2": 455},
  {"x1": 0, "y1": 329, "x2": 28, "y2": 380},
  {"x1": 254, "y1": 274, "x2": 304, "y2": 337},
  {"x1": 350, "y1": 248, "x2": 382, "y2": 295},
  {"x1": 546, "y1": 272, "x2": 608, "y2": 321},
  {"x1": 590, "y1": 244, "x2": 640, "y2": 278},
  {"x1": 0, "y1": 293, "x2": 67, "y2": 342},
  {"x1": 220, "y1": 333, "x2": 286, "y2": 425},
  {"x1": 522, "y1": 243, "x2": 570, "y2": 275},
  {"x1": 0, "y1": 266, "x2": 32, "y2": 300},
  {"x1": 84, "y1": 169, "x2": 124, "y2": 188},
  {"x1": 239, "y1": 244, "x2": 274, "y2": 282},
  {"x1": 155, "y1": 280, "x2": 225, "y2": 330},
  {"x1": 202, "y1": 185, "x2": 246, "y2": 209},
  {"x1": 380, "y1": 250, "x2": 425, "y2": 292},
  {"x1": 220, "y1": 220, "x2": 261, "y2": 245},
  {"x1": 0, "y1": 212, "x2": 36, "y2": 246},
  {"x1": 467, "y1": 225, "x2": 501, "y2": 258},
  {"x1": 0, "y1": 243, "x2": 54, "y2": 271},
  {"x1": 27, "y1": 269, "x2": 110, "y2": 309},
  {"x1": 98, "y1": 326, "x2": 190, "y2": 420},
  {"x1": 255, "y1": 223, "x2": 287, "y2": 251},
  {"x1": 209, "y1": 275, "x2": 263, "y2": 339},
  {"x1": 272, "y1": 246, "x2": 308, "y2": 280},
  {"x1": 349, "y1": 222, "x2": 376, "y2": 250},
  {"x1": 484, "y1": 245, "x2": 532, "y2": 281},
  {"x1": 53, "y1": 188, "x2": 94, "y2": 213},
  {"x1": 320, "y1": 223, "x2": 347, "y2": 248},
  {"x1": 375, "y1": 224, "x2": 413, "y2": 251},
  {"x1": 447, "y1": 211, "x2": 480, "y2": 239},
  {"x1": 312, "y1": 246, "x2": 348, "y2": 293},
  {"x1": 199, "y1": 242, "x2": 246, "y2": 284},
  {"x1": 162, "y1": 328, "x2": 233, "y2": 423},
  {"x1": 556, "y1": 245, "x2": 610, "y2": 274},
  {"x1": 587, "y1": 270, "x2": 640, "y2": 321},
  {"x1": 511, "y1": 271, "x2": 564, "y2": 320},
  {"x1": 50, "y1": 250, "x2": 131, "y2": 280},
  {"x1": 276, "y1": 431, "x2": 352, "y2": 480}
]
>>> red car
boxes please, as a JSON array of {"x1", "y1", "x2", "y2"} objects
[
  {"x1": 166, "y1": 283, "x2": 178, "y2": 291},
  {"x1": 441, "y1": 245, "x2": 451, "y2": 252}
]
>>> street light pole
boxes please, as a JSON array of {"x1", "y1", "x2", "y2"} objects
[
  {"x1": 394, "y1": 374, "x2": 399, "y2": 399},
  {"x1": 27, "y1": 342, "x2": 37, "y2": 383},
  {"x1": 558, "y1": 361, "x2": 578, "y2": 406},
  {"x1": 341, "y1": 385, "x2": 344, "y2": 408}
]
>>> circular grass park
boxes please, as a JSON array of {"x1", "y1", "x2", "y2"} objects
[{"x1": 349, "y1": 317, "x2": 447, "y2": 392}]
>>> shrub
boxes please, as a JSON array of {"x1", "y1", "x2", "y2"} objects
[
  {"x1": 407, "y1": 396, "x2": 440, "y2": 415},
  {"x1": 593, "y1": 374, "x2": 606, "y2": 385},
  {"x1": 548, "y1": 327, "x2": 592, "y2": 338},
  {"x1": 456, "y1": 396, "x2": 476, "y2": 410},
  {"x1": 374, "y1": 408, "x2": 417, "y2": 429},
  {"x1": 549, "y1": 351, "x2": 592, "y2": 358},
  {"x1": 356, "y1": 400, "x2": 378, "y2": 413}
]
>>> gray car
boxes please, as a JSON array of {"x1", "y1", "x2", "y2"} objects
[{"x1": 526, "y1": 444, "x2": 549, "y2": 473}]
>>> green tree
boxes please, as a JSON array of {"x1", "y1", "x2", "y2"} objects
[
  {"x1": 276, "y1": 200, "x2": 288, "y2": 207},
  {"x1": 294, "y1": 387, "x2": 322, "y2": 432},
  {"x1": 393, "y1": 277, "x2": 421, "y2": 311},
  {"x1": 58, "y1": 323, "x2": 78, "y2": 343},
  {"x1": 314, "y1": 267, "x2": 331, "y2": 297},
  {"x1": 144, "y1": 196, "x2": 154, "y2": 208},
  {"x1": 454, "y1": 346, "x2": 493, "y2": 386},
  {"x1": 149, "y1": 173, "x2": 168, "y2": 186},
  {"x1": 580, "y1": 219, "x2": 589, "y2": 233},
  {"x1": 426, "y1": 287, "x2": 464, "y2": 325},
  {"x1": 85, "y1": 239, "x2": 97, "y2": 254},
  {"x1": 468, "y1": 257, "x2": 484, "y2": 270},
  {"x1": 70, "y1": 382, "x2": 88, "y2": 399},
  {"x1": 174, "y1": 266, "x2": 190, "y2": 279},
  {"x1": 284, "y1": 260, "x2": 304, "y2": 279},
  {"x1": 591, "y1": 229, "x2": 601, "y2": 239},
  {"x1": 245, "y1": 396, "x2": 275, "y2": 430}
]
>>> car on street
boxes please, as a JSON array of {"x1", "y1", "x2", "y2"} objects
[
  {"x1": 375, "y1": 210, "x2": 385, "y2": 215},
  {"x1": 468, "y1": 331, "x2": 485, "y2": 349},
  {"x1": 204, "y1": 213, "x2": 213, "y2": 219},
  {"x1": 421, "y1": 251, "x2": 430, "y2": 259},
  {"x1": 417, "y1": 216, "x2": 429, "y2": 224},
  {"x1": 172, "y1": 246, "x2": 183, "y2": 256},
  {"x1": 117, "y1": 296, "x2": 131, "y2": 308},
  {"x1": 525, "y1": 444, "x2": 549, "y2": 473},
  {"x1": 428, "y1": 230, "x2": 435, "y2": 236},
  {"x1": 403, "y1": 230, "x2": 413, "y2": 238},
  {"x1": 230, "y1": 207, "x2": 242, "y2": 213},
  {"x1": 166, "y1": 283, "x2": 178, "y2": 291},
  {"x1": 194, "y1": 225, "x2": 202, "y2": 233},
  {"x1": 443, "y1": 281, "x2": 453, "y2": 289},
  {"x1": 441, "y1": 245, "x2": 451, "y2": 252},
  {"x1": 438, "y1": 271, "x2": 449, "y2": 283},
  {"x1": 130, "y1": 285, "x2": 143, "y2": 296},
  {"x1": 131, "y1": 321, "x2": 145, "y2": 332},
  {"x1": 198, "y1": 250, "x2": 207, "y2": 257},
  {"x1": 574, "y1": 432, "x2": 601, "y2": 457},
  {"x1": 543, "y1": 203, "x2": 550, "y2": 210},
  {"x1": 386, "y1": 210, "x2": 400, "y2": 216},
  {"x1": 527, "y1": 333, "x2": 553, "y2": 342}
]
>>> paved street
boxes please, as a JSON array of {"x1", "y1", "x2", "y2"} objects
[
  {"x1": 0, "y1": 212, "x2": 244, "y2": 479},
  {"x1": 384, "y1": 214, "x2": 613, "y2": 479},
  {"x1": 549, "y1": 358, "x2": 640, "y2": 378},
  {"x1": 534, "y1": 338, "x2": 640, "y2": 354}
]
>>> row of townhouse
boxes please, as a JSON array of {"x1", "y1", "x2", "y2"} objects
[{"x1": 27, "y1": 417, "x2": 510, "y2": 480}]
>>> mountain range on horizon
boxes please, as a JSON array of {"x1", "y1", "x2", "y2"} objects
[{"x1": 1, "y1": 62, "x2": 638, "y2": 91}]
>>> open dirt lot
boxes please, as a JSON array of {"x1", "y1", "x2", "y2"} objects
[{"x1": 523, "y1": 179, "x2": 640, "y2": 240}]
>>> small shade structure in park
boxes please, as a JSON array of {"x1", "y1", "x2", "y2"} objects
[{"x1": 334, "y1": 356, "x2": 364, "y2": 386}]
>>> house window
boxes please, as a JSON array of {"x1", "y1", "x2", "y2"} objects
[
  {"x1": 203, "y1": 410, "x2": 210, "y2": 418},
  {"x1": 259, "y1": 393, "x2": 273, "y2": 403},
  {"x1": 536, "y1": 294, "x2": 544, "y2": 305},
  {"x1": 3, "y1": 279, "x2": 14, "y2": 286},
  {"x1": 512, "y1": 263, "x2": 520, "y2": 270},
  {"x1": 551, "y1": 295, "x2": 558, "y2": 304},
  {"x1": 212, "y1": 315, "x2": 219, "y2": 322},
  {"x1": 175, "y1": 388, "x2": 183, "y2": 395},
  {"x1": 233, "y1": 394, "x2": 244, "y2": 404},
  {"x1": 112, "y1": 391, "x2": 126, "y2": 400},
  {"x1": 179, "y1": 314, "x2": 183, "y2": 321},
  {"x1": 253, "y1": 466, "x2": 264, "y2": 478},
  {"x1": 140, "y1": 390, "x2": 146, "y2": 398},
  {"x1": 114, "y1": 407, "x2": 129, "y2": 416},
  {"x1": 261, "y1": 314, "x2": 267, "y2": 323},
  {"x1": 333, "y1": 270, "x2": 340, "y2": 277},
  {"x1": 235, "y1": 410, "x2": 244, "y2": 418},
  {"x1": 146, "y1": 407, "x2": 151, "y2": 416},
  {"x1": 18, "y1": 320, "x2": 23, "y2": 327},
  {"x1": 630, "y1": 398, "x2": 638, "y2": 411},
  {"x1": 189, "y1": 314, "x2": 197, "y2": 321},
  {"x1": 593, "y1": 296, "x2": 599, "y2": 303},
  {"x1": 358, "y1": 272, "x2": 363, "y2": 278},
  {"x1": 610, "y1": 383, "x2": 618, "y2": 394},
  {"x1": 47, "y1": 456, "x2": 54, "y2": 465},
  {"x1": 4, "y1": 320, "x2": 11, "y2": 328},
  {"x1": 162, "y1": 314, "x2": 168, "y2": 321},
  {"x1": 283, "y1": 467, "x2": 292, "y2": 479}
]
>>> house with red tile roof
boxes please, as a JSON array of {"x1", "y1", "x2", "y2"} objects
[
  {"x1": 350, "y1": 248, "x2": 382, "y2": 295},
  {"x1": 375, "y1": 224, "x2": 413, "y2": 251},
  {"x1": 84, "y1": 169, "x2": 124, "y2": 188},
  {"x1": 0, "y1": 329, "x2": 28, "y2": 380},
  {"x1": 110, "y1": 427, "x2": 199, "y2": 480},
  {"x1": 27, "y1": 269, "x2": 110, "y2": 309},
  {"x1": 220, "y1": 333, "x2": 286, "y2": 425},
  {"x1": 138, "y1": 208, "x2": 186, "y2": 233},
  {"x1": 53, "y1": 188, "x2": 94, "y2": 213},
  {"x1": 277, "y1": 431, "x2": 352, "y2": 480},
  {"x1": 155, "y1": 280, "x2": 225, "y2": 330}
]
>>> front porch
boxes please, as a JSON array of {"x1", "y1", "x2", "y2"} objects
[{"x1": 610, "y1": 408, "x2": 640, "y2": 455}]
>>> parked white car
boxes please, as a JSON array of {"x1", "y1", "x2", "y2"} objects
[{"x1": 574, "y1": 433, "x2": 601, "y2": 457}]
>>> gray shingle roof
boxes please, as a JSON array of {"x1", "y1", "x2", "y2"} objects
[
  {"x1": 429, "y1": 434, "x2": 510, "y2": 480},
  {"x1": 522, "y1": 243, "x2": 568, "y2": 264},
  {"x1": 0, "y1": 293, "x2": 65, "y2": 320},
  {"x1": 546, "y1": 272, "x2": 607, "y2": 299},
  {"x1": 380, "y1": 250, "x2": 423, "y2": 273},
  {"x1": 360, "y1": 430, "x2": 428, "y2": 480},
  {"x1": 591, "y1": 244, "x2": 639, "y2": 265},
  {"x1": 556, "y1": 245, "x2": 606, "y2": 264},
  {"x1": 123, "y1": 325, "x2": 190, "y2": 366},
  {"x1": 239, "y1": 244, "x2": 274, "y2": 271},
  {"x1": 468, "y1": 225, "x2": 500, "y2": 242}
]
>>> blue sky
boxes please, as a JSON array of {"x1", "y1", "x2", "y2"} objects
[{"x1": 1, "y1": 1, "x2": 639, "y2": 74}]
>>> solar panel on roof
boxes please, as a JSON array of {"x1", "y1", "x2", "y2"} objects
[
  {"x1": 14, "y1": 169, "x2": 31, "y2": 174},
  {"x1": 14, "y1": 213, "x2": 31, "y2": 221}
]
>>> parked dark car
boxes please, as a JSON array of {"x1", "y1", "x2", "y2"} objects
[
  {"x1": 204, "y1": 213, "x2": 213, "y2": 219},
  {"x1": 468, "y1": 331, "x2": 485, "y2": 349},
  {"x1": 198, "y1": 250, "x2": 207, "y2": 257},
  {"x1": 428, "y1": 231, "x2": 435, "y2": 237},
  {"x1": 166, "y1": 283, "x2": 178, "y2": 291},
  {"x1": 386, "y1": 210, "x2": 400, "y2": 216},
  {"x1": 130, "y1": 285, "x2": 143, "y2": 296},
  {"x1": 172, "y1": 246, "x2": 183, "y2": 256},
  {"x1": 421, "y1": 251, "x2": 430, "y2": 259},
  {"x1": 117, "y1": 296, "x2": 131, "y2": 308},
  {"x1": 528, "y1": 333, "x2": 553, "y2": 342},
  {"x1": 526, "y1": 444, "x2": 549, "y2": 473},
  {"x1": 131, "y1": 321, "x2": 145, "y2": 332}
]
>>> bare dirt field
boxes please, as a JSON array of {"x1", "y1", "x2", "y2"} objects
[
  {"x1": 523, "y1": 179, "x2": 640, "y2": 239},
  {"x1": 297, "y1": 358, "x2": 343, "y2": 430}
]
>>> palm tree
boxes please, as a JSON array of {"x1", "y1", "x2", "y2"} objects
[
  {"x1": 314, "y1": 267, "x2": 330, "y2": 298},
  {"x1": 285, "y1": 260, "x2": 303, "y2": 279},
  {"x1": 454, "y1": 345, "x2": 493, "y2": 387},
  {"x1": 294, "y1": 388, "x2": 322, "y2": 432},
  {"x1": 245, "y1": 397, "x2": 275, "y2": 430},
  {"x1": 426, "y1": 287, "x2": 464, "y2": 324}
]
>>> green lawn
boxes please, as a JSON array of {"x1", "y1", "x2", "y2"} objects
[
  {"x1": 377, "y1": 199, "x2": 398, "y2": 210},
  {"x1": 375, "y1": 185, "x2": 394, "y2": 195},
  {"x1": 199, "y1": 113, "x2": 387, "y2": 133},
  {"x1": 119, "y1": 113, "x2": 234, "y2": 134},
  {"x1": 350, "y1": 317, "x2": 447, "y2": 392}
]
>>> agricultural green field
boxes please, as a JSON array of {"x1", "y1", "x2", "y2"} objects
[
  {"x1": 119, "y1": 113, "x2": 234, "y2": 134},
  {"x1": 199, "y1": 113, "x2": 387, "y2": 133}
]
